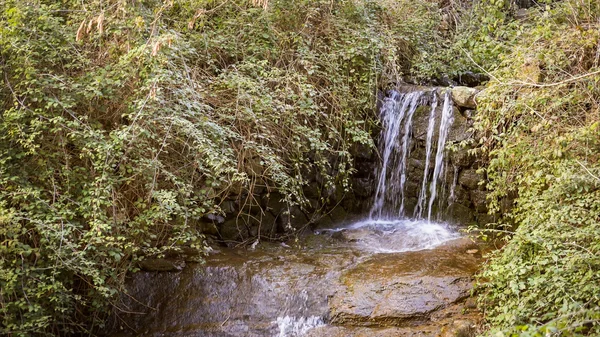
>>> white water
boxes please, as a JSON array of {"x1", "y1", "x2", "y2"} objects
[
  {"x1": 413, "y1": 91, "x2": 439, "y2": 219},
  {"x1": 275, "y1": 316, "x2": 324, "y2": 337},
  {"x1": 449, "y1": 164, "x2": 459, "y2": 203},
  {"x1": 427, "y1": 91, "x2": 455, "y2": 221},
  {"x1": 370, "y1": 91, "x2": 423, "y2": 219}
]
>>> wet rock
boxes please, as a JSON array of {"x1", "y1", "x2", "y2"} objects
[
  {"x1": 412, "y1": 105, "x2": 437, "y2": 141},
  {"x1": 403, "y1": 196, "x2": 418, "y2": 215},
  {"x1": 450, "y1": 185, "x2": 472, "y2": 207},
  {"x1": 445, "y1": 203, "x2": 475, "y2": 225},
  {"x1": 329, "y1": 249, "x2": 478, "y2": 327},
  {"x1": 266, "y1": 192, "x2": 287, "y2": 215},
  {"x1": 353, "y1": 177, "x2": 375, "y2": 198},
  {"x1": 352, "y1": 142, "x2": 376, "y2": 161},
  {"x1": 451, "y1": 87, "x2": 479, "y2": 109},
  {"x1": 354, "y1": 161, "x2": 376, "y2": 179},
  {"x1": 451, "y1": 148, "x2": 476, "y2": 168},
  {"x1": 204, "y1": 213, "x2": 225, "y2": 224},
  {"x1": 329, "y1": 206, "x2": 349, "y2": 223},
  {"x1": 220, "y1": 200, "x2": 238, "y2": 214},
  {"x1": 470, "y1": 190, "x2": 488, "y2": 213},
  {"x1": 138, "y1": 258, "x2": 184, "y2": 272},
  {"x1": 458, "y1": 169, "x2": 482, "y2": 190},
  {"x1": 278, "y1": 205, "x2": 310, "y2": 232},
  {"x1": 303, "y1": 182, "x2": 321, "y2": 198},
  {"x1": 249, "y1": 211, "x2": 278, "y2": 238},
  {"x1": 448, "y1": 107, "x2": 472, "y2": 143}
]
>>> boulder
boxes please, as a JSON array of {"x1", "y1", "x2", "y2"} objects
[
  {"x1": 458, "y1": 169, "x2": 483, "y2": 190},
  {"x1": 353, "y1": 177, "x2": 375, "y2": 198},
  {"x1": 219, "y1": 218, "x2": 249, "y2": 241},
  {"x1": 448, "y1": 107, "x2": 473, "y2": 143},
  {"x1": 277, "y1": 205, "x2": 309, "y2": 232},
  {"x1": 451, "y1": 87, "x2": 479, "y2": 109},
  {"x1": 445, "y1": 203, "x2": 475, "y2": 225},
  {"x1": 454, "y1": 72, "x2": 489, "y2": 87},
  {"x1": 329, "y1": 249, "x2": 478, "y2": 327},
  {"x1": 470, "y1": 190, "x2": 488, "y2": 213},
  {"x1": 451, "y1": 148, "x2": 476, "y2": 168}
]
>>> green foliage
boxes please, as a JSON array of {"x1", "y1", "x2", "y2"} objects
[
  {"x1": 0, "y1": 0, "x2": 442, "y2": 335},
  {"x1": 466, "y1": 1, "x2": 600, "y2": 335}
]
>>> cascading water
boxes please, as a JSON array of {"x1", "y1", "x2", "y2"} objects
[
  {"x1": 427, "y1": 91, "x2": 454, "y2": 221},
  {"x1": 370, "y1": 88, "x2": 455, "y2": 221},
  {"x1": 370, "y1": 91, "x2": 423, "y2": 219},
  {"x1": 413, "y1": 91, "x2": 439, "y2": 219}
]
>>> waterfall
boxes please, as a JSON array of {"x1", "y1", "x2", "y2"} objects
[
  {"x1": 413, "y1": 91, "x2": 438, "y2": 219},
  {"x1": 370, "y1": 91, "x2": 423, "y2": 219},
  {"x1": 427, "y1": 91, "x2": 454, "y2": 221},
  {"x1": 369, "y1": 88, "x2": 455, "y2": 222}
]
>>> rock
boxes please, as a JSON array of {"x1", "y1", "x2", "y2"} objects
[
  {"x1": 329, "y1": 250, "x2": 478, "y2": 327},
  {"x1": 412, "y1": 105, "x2": 437, "y2": 141},
  {"x1": 514, "y1": 0, "x2": 536, "y2": 8},
  {"x1": 458, "y1": 169, "x2": 482, "y2": 190},
  {"x1": 451, "y1": 148, "x2": 476, "y2": 168},
  {"x1": 219, "y1": 218, "x2": 249, "y2": 241},
  {"x1": 352, "y1": 142, "x2": 375, "y2": 161},
  {"x1": 353, "y1": 177, "x2": 375, "y2": 197},
  {"x1": 476, "y1": 212, "x2": 497, "y2": 226},
  {"x1": 451, "y1": 87, "x2": 479, "y2": 109},
  {"x1": 303, "y1": 182, "x2": 321, "y2": 198},
  {"x1": 448, "y1": 107, "x2": 472, "y2": 142},
  {"x1": 469, "y1": 190, "x2": 488, "y2": 213},
  {"x1": 354, "y1": 161, "x2": 376, "y2": 179},
  {"x1": 266, "y1": 192, "x2": 287, "y2": 215},
  {"x1": 277, "y1": 205, "x2": 309, "y2": 232},
  {"x1": 138, "y1": 258, "x2": 184, "y2": 272},
  {"x1": 440, "y1": 319, "x2": 476, "y2": 337},
  {"x1": 220, "y1": 200, "x2": 237, "y2": 215},
  {"x1": 445, "y1": 203, "x2": 475, "y2": 225},
  {"x1": 328, "y1": 206, "x2": 349, "y2": 223},
  {"x1": 204, "y1": 213, "x2": 225, "y2": 224},
  {"x1": 197, "y1": 221, "x2": 219, "y2": 235},
  {"x1": 454, "y1": 72, "x2": 489, "y2": 87},
  {"x1": 249, "y1": 211, "x2": 278, "y2": 238},
  {"x1": 449, "y1": 185, "x2": 472, "y2": 207}
]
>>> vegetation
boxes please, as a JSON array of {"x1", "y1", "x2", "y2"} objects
[
  {"x1": 2, "y1": 0, "x2": 599, "y2": 336},
  {"x1": 0, "y1": 0, "x2": 443, "y2": 335},
  {"x1": 455, "y1": 1, "x2": 600, "y2": 336}
]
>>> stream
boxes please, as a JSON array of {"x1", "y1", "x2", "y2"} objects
[
  {"x1": 110, "y1": 88, "x2": 485, "y2": 337},
  {"x1": 111, "y1": 219, "x2": 484, "y2": 337}
]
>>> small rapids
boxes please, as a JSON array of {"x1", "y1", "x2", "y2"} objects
[{"x1": 317, "y1": 218, "x2": 460, "y2": 253}]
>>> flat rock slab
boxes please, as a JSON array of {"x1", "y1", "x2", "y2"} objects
[{"x1": 329, "y1": 239, "x2": 481, "y2": 327}]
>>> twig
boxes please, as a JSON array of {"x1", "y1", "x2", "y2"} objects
[{"x1": 576, "y1": 159, "x2": 600, "y2": 182}]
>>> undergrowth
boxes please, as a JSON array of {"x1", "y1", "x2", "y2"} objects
[
  {"x1": 456, "y1": 1, "x2": 600, "y2": 335},
  {"x1": 0, "y1": 0, "x2": 443, "y2": 335}
]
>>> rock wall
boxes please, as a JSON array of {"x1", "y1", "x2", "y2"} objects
[{"x1": 203, "y1": 83, "x2": 497, "y2": 243}]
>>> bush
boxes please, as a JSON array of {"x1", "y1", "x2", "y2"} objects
[
  {"x1": 463, "y1": 1, "x2": 600, "y2": 335},
  {"x1": 0, "y1": 0, "x2": 442, "y2": 335}
]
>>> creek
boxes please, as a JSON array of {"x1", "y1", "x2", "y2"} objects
[{"x1": 110, "y1": 88, "x2": 486, "y2": 337}]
